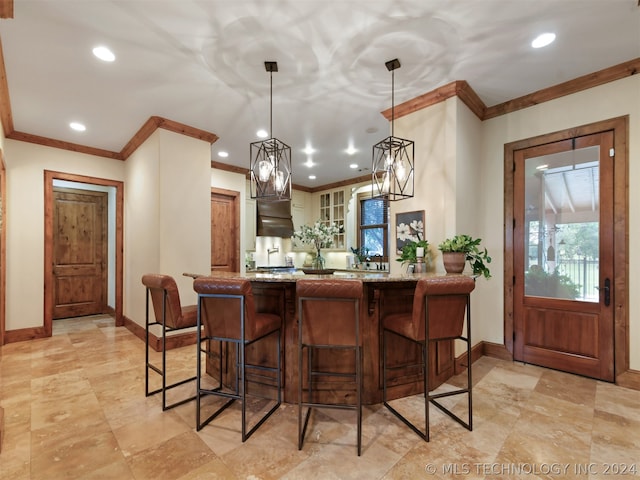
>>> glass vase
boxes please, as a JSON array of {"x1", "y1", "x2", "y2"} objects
[{"x1": 312, "y1": 249, "x2": 325, "y2": 270}]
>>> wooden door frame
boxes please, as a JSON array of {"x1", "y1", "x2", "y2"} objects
[
  {"x1": 0, "y1": 150, "x2": 6, "y2": 346},
  {"x1": 504, "y1": 116, "x2": 629, "y2": 382},
  {"x1": 44, "y1": 171, "x2": 124, "y2": 336}
]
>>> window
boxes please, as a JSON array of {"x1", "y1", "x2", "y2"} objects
[{"x1": 358, "y1": 193, "x2": 388, "y2": 260}]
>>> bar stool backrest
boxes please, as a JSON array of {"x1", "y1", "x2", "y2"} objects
[
  {"x1": 142, "y1": 273, "x2": 191, "y2": 329},
  {"x1": 193, "y1": 277, "x2": 259, "y2": 340},
  {"x1": 297, "y1": 279, "x2": 363, "y2": 346},
  {"x1": 412, "y1": 276, "x2": 475, "y2": 341}
]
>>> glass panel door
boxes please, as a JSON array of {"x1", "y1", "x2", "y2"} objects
[{"x1": 523, "y1": 145, "x2": 600, "y2": 302}]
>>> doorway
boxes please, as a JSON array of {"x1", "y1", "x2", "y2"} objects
[
  {"x1": 505, "y1": 117, "x2": 628, "y2": 382},
  {"x1": 44, "y1": 171, "x2": 124, "y2": 336}
]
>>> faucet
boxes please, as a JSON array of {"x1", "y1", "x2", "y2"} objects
[{"x1": 267, "y1": 245, "x2": 279, "y2": 265}]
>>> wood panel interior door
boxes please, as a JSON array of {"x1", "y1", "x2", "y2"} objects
[
  {"x1": 53, "y1": 188, "x2": 108, "y2": 319},
  {"x1": 211, "y1": 188, "x2": 240, "y2": 272},
  {"x1": 513, "y1": 131, "x2": 615, "y2": 381}
]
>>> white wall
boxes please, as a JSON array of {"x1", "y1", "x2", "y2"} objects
[
  {"x1": 481, "y1": 75, "x2": 640, "y2": 369},
  {"x1": 388, "y1": 99, "x2": 456, "y2": 275},
  {"x1": 3, "y1": 140, "x2": 125, "y2": 330},
  {"x1": 125, "y1": 129, "x2": 211, "y2": 326}
]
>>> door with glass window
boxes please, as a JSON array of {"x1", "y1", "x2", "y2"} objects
[{"x1": 513, "y1": 131, "x2": 614, "y2": 381}]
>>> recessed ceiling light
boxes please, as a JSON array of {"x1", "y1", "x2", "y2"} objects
[
  {"x1": 346, "y1": 146, "x2": 357, "y2": 155},
  {"x1": 303, "y1": 145, "x2": 315, "y2": 155},
  {"x1": 256, "y1": 129, "x2": 268, "y2": 138},
  {"x1": 308, "y1": 175, "x2": 316, "y2": 180},
  {"x1": 218, "y1": 151, "x2": 229, "y2": 158},
  {"x1": 69, "y1": 122, "x2": 86, "y2": 132},
  {"x1": 349, "y1": 163, "x2": 358, "y2": 169},
  {"x1": 531, "y1": 33, "x2": 556, "y2": 49},
  {"x1": 304, "y1": 158, "x2": 314, "y2": 168},
  {"x1": 92, "y1": 46, "x2": 115, "y2": 62}
]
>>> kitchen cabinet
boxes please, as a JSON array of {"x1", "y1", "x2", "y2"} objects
[{"x1": 318, "y1": 188, "x2": 345, "y2": 250}]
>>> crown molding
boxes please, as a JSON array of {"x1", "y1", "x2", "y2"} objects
[
  {"x1": 484, "y1": 57, "x2": 640, "y2": 119},
  {"x1": 119, "y1": 116, "x2": 218, "y2": 159},
  {"x1": 0, "y1": 36, "x2": 13, "y2": 136},
  {"x1": 6, "y1": 131, "x2": 124, "y2": 159},
  {"x1": 381, "y1": 59, "x2": 640, "y2": 122},
  {"x1": 382, "y1": 80, "x2": 487, "y2": 121}
]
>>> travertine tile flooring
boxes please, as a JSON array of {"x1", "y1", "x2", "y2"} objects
[{"x1": 1, "y1": 314, "x2": 639, "y2": 479}]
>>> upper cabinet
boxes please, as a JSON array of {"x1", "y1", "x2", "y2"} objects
[
  {"x1": 291, "y1": 189, "x2": 307, "y2": 233},
  {"x1": 318, "y1": 188, "x2": 345, "y2": 250}
]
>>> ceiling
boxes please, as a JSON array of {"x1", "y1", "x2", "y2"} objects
[{"x1": 0, "y1": 0, "x2": 638, "y2": 188}]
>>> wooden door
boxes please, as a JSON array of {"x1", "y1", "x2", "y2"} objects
[
  {"x1": 513, "y1": 131, "x2": 615, "y2": 381},
  {"x1": 211, "y1": 188, "x2": 240, "y2": 272},
  {"x1": 53, "y1": 188, "x2": 108, "y2": 319}
]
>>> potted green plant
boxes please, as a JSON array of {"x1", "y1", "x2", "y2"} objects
[
  {"x1": 350, "y1": 246, "x2": 370, "y2": 267},
  {"x1": 438, "y1": 234, "x2": 491, "y2": 278},
  {"x1": 397, "y1": 239, "x2": 430, "y2": 267}
]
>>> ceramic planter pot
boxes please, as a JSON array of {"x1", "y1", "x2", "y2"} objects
[{"x1": 442, "y1": 251, "x2": 466, "y2": 273}]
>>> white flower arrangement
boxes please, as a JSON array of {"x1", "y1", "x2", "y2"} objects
[{"x1": 293, "y1": 220, "x2": 340, "y2": 251}]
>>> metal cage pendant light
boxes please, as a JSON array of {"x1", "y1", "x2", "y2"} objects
[
  {"x1": 372, "y1": 58, "x2": 414, "y2": 201},
  {"x1": 250, "y1": 61, "x2": 292, "y2": 201}
]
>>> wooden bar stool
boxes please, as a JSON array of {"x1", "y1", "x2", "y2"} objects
[
  {"x1": 193, "y1": 277, "x2": 282, "y2": 442},
  {"x1": 142, "y1": 273, "x2": 198, "y2": 411},
  {"x1": 296, "y1": 279, "x2": 364, "y2": 456},
  {"x1": 382, "y1": 275, "x2": 475, "y2": 441}
]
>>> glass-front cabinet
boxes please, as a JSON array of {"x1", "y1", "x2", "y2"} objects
[{"x1": 318, "y1": 189, "x2": 345, "y2": 250}]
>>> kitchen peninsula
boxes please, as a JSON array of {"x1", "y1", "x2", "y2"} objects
[{"x1": 188, "y1": 271, "x2": 474, "y2": 404}]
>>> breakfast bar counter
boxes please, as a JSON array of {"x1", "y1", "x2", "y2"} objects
[{"x1": 190, "y1": 271, "x2": 471, "y2": 404}]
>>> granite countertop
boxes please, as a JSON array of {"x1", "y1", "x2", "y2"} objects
[{"x1": 186, "y1": 270, "x2": 467, "y2": 283}]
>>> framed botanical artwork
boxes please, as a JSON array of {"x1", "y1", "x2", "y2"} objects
[{"x1": 395, "y1": 210, "x2": 425, "y2": 254}]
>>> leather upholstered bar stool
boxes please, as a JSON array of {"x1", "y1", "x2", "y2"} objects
[
  {"x1": 296, "y1": 279, "x2": 364, "y2": 456},
  {"x1": 142, "y1": 273, "x2": 198, "y2": 411},
  {"x1": 193, "y1": 277, "x2": 282, "y2": 442},
  {"x1": 382, "y1": 275, "x2": 475, "y2": 441}
]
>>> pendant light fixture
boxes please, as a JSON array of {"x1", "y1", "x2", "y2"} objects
[
  {"x1": 250, "y1": 61, "x2": 292, "y2": 201},
  {"x1": 372, "y1": 58, "x2": 414, "y2": 201}
]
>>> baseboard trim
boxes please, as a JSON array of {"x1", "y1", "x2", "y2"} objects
[
  {"x1": 482, "y1": 341, "x2": 513, "y2": 361},
  {"x1": 455, "y1": 340, "x2": 513, "y2": 373},
  {"x1": 616, "y1": 369, "x2": 640, "y2": 391},
  {"x1": 454, "y1": 342, "x2": 484, "y2": 374},
  {"x1": 4, "y1": 326, "x2": 48, "y2": 344},
  {"x1": 123, "y1": 315, "x2": 198, "y2": 352}
]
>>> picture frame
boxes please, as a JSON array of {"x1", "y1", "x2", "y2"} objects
[{"x1": 395, "y1": 210, "x2": 425, "y2": 254}]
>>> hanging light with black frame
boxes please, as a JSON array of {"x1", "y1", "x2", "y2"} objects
[
  {"x1": 372, "y1": 58, "x2": 414, "y2": 201},
  {"x1": 250, "y1": 61, "x2": 292, "y2": 201}
]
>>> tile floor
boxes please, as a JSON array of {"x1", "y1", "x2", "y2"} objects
[{"x1": 1, "y1": 314, "x2": 639, "y2": 479}]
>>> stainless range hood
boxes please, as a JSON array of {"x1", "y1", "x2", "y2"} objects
[{"x1": 256, "y1": 199, "x2": 294, "y2": 238}]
